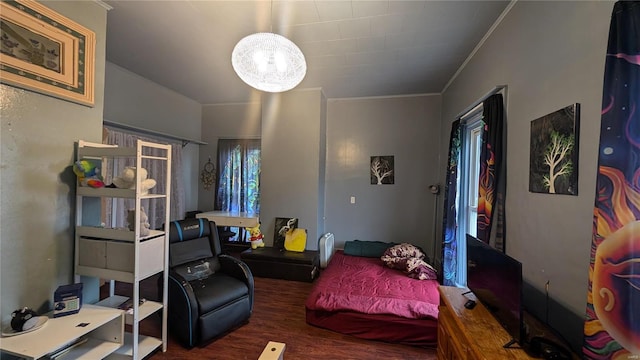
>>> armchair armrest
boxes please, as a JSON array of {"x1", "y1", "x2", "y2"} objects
[
  {"x1": 167, "y1": 270, "x2": 199, "y2": 348},
  {"x1": 219, "y1": 254, "x2": 254, "y2": 310}
]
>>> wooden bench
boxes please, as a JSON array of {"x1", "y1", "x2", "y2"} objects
[{"x1": 240, "y1": 247, "x2": 319, "y2": 282}]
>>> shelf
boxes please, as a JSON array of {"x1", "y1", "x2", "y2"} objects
[
  {"x1": 438, "y1": 286, "x2": 533, "y2": 359},
  {"x1": 106, "y1": 333, "x2": 163, "y2": 360},
  {"x1": 77, "y1": 140, "x2": 170, "y2": 160},
  {"x1": 77, "y1": 227, "x2": 164, "y2": 242},
  {"x1": 77, "y1": 236, "x2": 165, "y2": 282},
  {"x1": 75, "y1": 266, "x2": 135, "y2": 283},
  {"x1": 57, "y1": 337, "x2": 122, "y2": 360},
  {"x1": 75, "y1": 264, "x2": 162, "y2": 284},
  {"x1": 78, "y1": 147, "x2": 170, "y2": 161},
  {"x1": 96, "y1": 296, "x2": 163, "y2": 325},
  {"x1": 141, "y1": 155, "x2": 169, "y2": 161},
  {"x1": 76, "y1": 187, "x2": 166, "y2": 199},
  {"x1": 96, "y1": 295, "x2": 130, "y2": 309},
  {"x1": 124, "y1": 301, "x2": 163, "y2": 325},
  {"x1": 78, "y1": 146, "x2": 137, "y2": 158}
]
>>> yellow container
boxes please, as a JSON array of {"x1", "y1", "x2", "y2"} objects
[{"x1": 284, "y1": 228, "x2": 307, "y2": 252}]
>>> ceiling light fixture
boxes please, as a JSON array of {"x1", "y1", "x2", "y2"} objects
[{"x1": 231, "y1": 3, "x2": 306, "y2": 93}]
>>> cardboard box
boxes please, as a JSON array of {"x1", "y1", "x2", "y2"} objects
[{"x1": 258, "y1": 341, "x2": 285, "y2": 360}]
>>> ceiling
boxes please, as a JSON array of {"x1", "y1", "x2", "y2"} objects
[{"x1": 104, "y1": 1, "x2": 510, "y2": 105}]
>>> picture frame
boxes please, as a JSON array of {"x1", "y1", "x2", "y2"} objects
[
  {"x1": 370, "y1": 155, "x2": 394, "y2": 185},
  {"x1": 529, "y1": 103, "x2": 580, "y2": 195},
  {"x1": 0, "y1": 0, "x2": 95, "y2": 106},
  {"x1": 273, "y1": 217, "x2": 298, "y2": 250}
]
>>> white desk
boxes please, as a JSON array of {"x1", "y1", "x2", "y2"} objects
[
  {"x1": 0, "y1": 305, "x2": 124, "y2": 360},
  {"x1": 196, "y1": 211, "x2": 259, "y2": 228}
]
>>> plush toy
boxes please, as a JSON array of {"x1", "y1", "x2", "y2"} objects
[
  {"x1": 73, "y1": 160, "x2": 105, "y2": 188},
  {"x1": 113, "y1": 167, "x2": 156, "y2": 195},
  {"x1": 246, "y1": 223, "x2": 265, "y2": 249},
  {"x1": 127, "y1": 207, "x2": 150, "y2": 236}
]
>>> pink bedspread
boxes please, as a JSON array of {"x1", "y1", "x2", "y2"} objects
[{"x1": 305, "y1": 250, "x2": 440, "y2": 320}]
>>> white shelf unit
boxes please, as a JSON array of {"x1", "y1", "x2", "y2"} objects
[{"x1": 74, "y1": 139, "x2": 171, "y2": 360}]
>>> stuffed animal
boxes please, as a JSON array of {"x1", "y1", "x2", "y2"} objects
[
  {"x1": 246, "y1": 223, "x2": 265, "y2": 249},
  {"x1": 73, "y1": 160, "x2": 105, "y2": 188},
  {"x1": 113, "y1": 167, "x2": 156, "y2": 195},
  {"x1": 127, "y1": 207, "x2": 150, "y2": 236}
]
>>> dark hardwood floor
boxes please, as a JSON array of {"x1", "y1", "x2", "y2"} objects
[{"x1": 107, "y1": 275, "x2": 437, "y2": 360}]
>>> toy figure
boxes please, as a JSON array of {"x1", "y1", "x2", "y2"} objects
[
  {"x1": 73, "y1": 160, "x2": 105, "y2": 188},
  {"x1": 246, "y1": 223, "x2": 265, "y2": 249},
  {"x1": 112, "y1": 167, "x2": 156, "y2": 195},
  {"x1": 127, "y1": 207, "x2": 150, "y2": 236}
]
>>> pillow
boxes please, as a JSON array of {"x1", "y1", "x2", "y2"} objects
[
  {"x1": 343, "y1": 240, "x2": 395, "y2": 257},
  {"x1": 381, "y1": 243, "x2": 437, "y2": 280},
  {"x1": 382, "y1": 242, "x2": 426, "y2": 260}
]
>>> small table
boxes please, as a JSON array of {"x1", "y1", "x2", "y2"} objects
[
  {"x1": 196, "y1": 211, "x2": 259, "y2": 228},
  {"x1": 0, "y1": 305, "x2": 124, "y2": 359}
]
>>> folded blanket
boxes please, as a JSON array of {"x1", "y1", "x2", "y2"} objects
[{"x1": 343, "y1": 240, "x2": 395, "y2": 258}]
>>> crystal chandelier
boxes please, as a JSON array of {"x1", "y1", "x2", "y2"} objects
[{"x1": 231, "y1": 32, "x2": 306, "y2": 93}]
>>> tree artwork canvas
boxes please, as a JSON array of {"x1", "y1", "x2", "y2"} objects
[
  {"x1": 371, "y1": 156, "x2": 394, "y2": 185},
  {"x1": 529, "y1": 104, "x2": 580, "y2": 195},
  {"x1": 273, "y1": 217, "x2": 298, "y2": 249}
]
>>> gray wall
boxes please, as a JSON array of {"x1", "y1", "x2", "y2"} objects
[
  {"x1": 197, "y1": 94, "x2": 440, "y2": 252},
  {"x1": 0, "y1": 1, "x2": 108, "y2": 320},
  {"x1": 326, "y1": 95, "x2": 442, "y2": 253},
  {"x1": 261, "y1": 89, "x2": 327, "y2": 249},
  {"x1": 198, "y1": 102, "x2": 262, "y2": 211},
  {"x1": 104, "y1": 62, "x2": 203, "y2": 212},
  {"x1": 439, "y1": 0, "x2": 613, "y2": 349}
]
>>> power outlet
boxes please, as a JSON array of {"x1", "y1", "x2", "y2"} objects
[{"x1": 350, "y1": 196, "x2": 356, "y2": 204}]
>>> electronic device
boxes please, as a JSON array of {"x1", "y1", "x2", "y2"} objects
[
  {"x1": 54, "y1": 283, "x2": 83, "y2": 318},
  {"x1": 464, "y1": 299, "x2": 477, "y2": 309},
  {"x1": 466, "y1": 234, "x2": 525, "y2": 348},
  {"x1": 318, "y1": 232, "x2": 335, "y2": 268}
]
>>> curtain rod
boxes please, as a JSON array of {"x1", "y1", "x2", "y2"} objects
[
  {"x1": 103, "y1": 120, "x2": 207, "y2": 147},
  {"x1": 455, "y1": 85, "x2": 507, "y2": 120}
]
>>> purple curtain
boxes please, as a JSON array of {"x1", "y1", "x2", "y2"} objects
[
  {"x1": 583, "y1": 1, "x2": 640, "y2": 358},
  {"x1": 442, "y1": 119, "x2": 462, "y2": 285},
  {"x1": 477, "y1": 94, "x2": 506, "y2": 251}
]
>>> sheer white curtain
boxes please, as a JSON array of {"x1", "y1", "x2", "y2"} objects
[{"x1": 103, "y1": 126, "x2": 185, "y2": 230}]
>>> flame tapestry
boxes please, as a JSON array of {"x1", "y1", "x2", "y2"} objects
[
  {"x1": 583, "y1": 1, "x2": 640, "y2": 358},
  {"x1": 477, "y1": 94, "x2": 505, "y2": 250}
]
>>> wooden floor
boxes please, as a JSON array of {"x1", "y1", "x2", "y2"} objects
[{"x1": 111, "y1": 276, "x2": 437, "y2": 360}]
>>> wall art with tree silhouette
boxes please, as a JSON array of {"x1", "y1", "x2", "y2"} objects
[
  {"x1": 529, "y1": 103, "x2": 580, "y2": 195},
  {"x1": 370, "y1": 156, "x2": 394, "y2": 185}
]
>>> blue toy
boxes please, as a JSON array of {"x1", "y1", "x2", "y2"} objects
[{"x1": 73, "y1": 160, "x2": 104, "y2": 188}]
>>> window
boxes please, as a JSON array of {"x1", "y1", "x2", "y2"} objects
[
  {"x1": 216, "y1": 139, "x2": 261, "y2": 242},
  {"x1": 455, "y1": 105, "x2": 484, "y2": 285},
  {"x1": 465, "y1": 120, "x2": 483, "y2": 238}
]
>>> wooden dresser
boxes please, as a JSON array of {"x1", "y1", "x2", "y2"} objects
[{"x1": 438, "y1": 286, "x2": 533, "y2": 360}]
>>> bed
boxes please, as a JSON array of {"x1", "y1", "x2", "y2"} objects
[{"x1": 305, "y1": 244, "x2": 440, "y2": 347}]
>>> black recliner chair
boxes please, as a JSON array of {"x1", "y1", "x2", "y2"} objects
[{"x1": 165, "y1": 218, "x2": 254, "y2": 348}]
